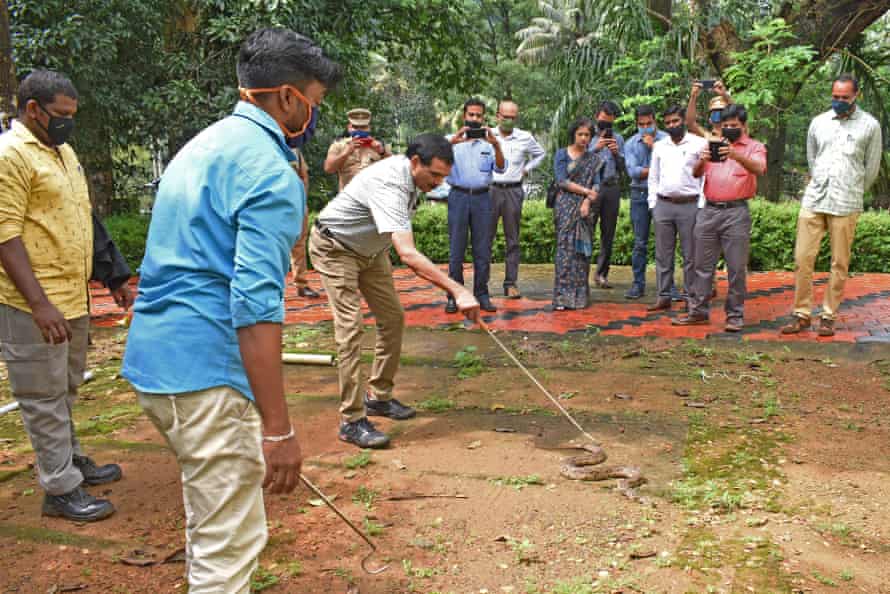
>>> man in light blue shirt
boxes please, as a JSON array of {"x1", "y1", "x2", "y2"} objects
[
  {"x1": 122, "y1": 28, "x2": 341, "y2": 593},
  {"x1": 444, "y1": 98, "x2": 507, "y2": 313},
  {"x1": 624, "y1": 104, "x2": 668, "y2": 299},
  {"x1": 588, "y1": 100, "x2": 625, "y2": 288}
]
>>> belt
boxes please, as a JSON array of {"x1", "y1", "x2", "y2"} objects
[
  {"x1": 658, "y1": 194, "x2": 698, "y2": 204},
  {"x1": 491, "y1": 181, "x2": 522, "y2": 189},
  {"x1": 600, "y1": 177, "x2": 619, "y2": 187},
  {"x1": 706, "y1": 199, "x2": 750, "y2": 209},
  {"x1": 450, "y1": 184, "x2": 490, "y2": 195}
]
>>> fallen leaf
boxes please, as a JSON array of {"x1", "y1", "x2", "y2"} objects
[
  {"x1": 466, "y1": 440, "x2": 482, "y2": 450},
  {"x1": 391, "y1": 459, "x2": 407, "y2": 470},
  {"x1": 613, "y1": 393, "x2": 633, "y2": 401}
]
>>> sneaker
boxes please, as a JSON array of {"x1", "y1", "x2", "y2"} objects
[
  {"x1": 73, "y1": 455, "x2": 122, "y2": 486},
  {"x1": 42, "y1": 486, "x2": 115, "y2": 522},
  {"x1": 504, "y1": 286, "x2": 522, "y2": 299},
  {"x1": 818, "y1": 317, "x2": 835, "y2": 337},
  {"x1": 594, "y1": 275, "x2": 612, "y2": 289},
  {"x1": 364, "y1": 395, "x2": 416, "y2": 420},
  {"x1": 672, "y1": 314, "x2": 709, "y2": 326},
  {"x1": 724, "y1": 320, "x2": 744, "y2": 332},
  {"x1": 780, "y1": 316, "x2": 811, "y2": 335},
  {"x1": 297, "y1": 286, "x2": 321, "y2": 299},
  {"x1": 338, "y1": 418, "x2": 390, "y2": 449},
  {"x1": 624, "y1": 285, "x2": 645, "y2": 300}
]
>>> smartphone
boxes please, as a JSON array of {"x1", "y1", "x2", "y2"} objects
[
  {"x1": 700, "y1": 79, "x2": 715, "y2": 90},
  {"x1": 466, "y1": 127, "x2": 487, "y2": 139},
  {"x1": 602, "y1": 129, "x2": 613, "y2": 139},
  {"x1": 709, "y1": 139, "x2": 727, "y2": 162}
]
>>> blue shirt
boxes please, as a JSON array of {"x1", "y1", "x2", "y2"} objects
[
  {"x1": 445, "y1": 136, "x2": 507, "y2": 190},
  {"x1": 625, "y1": 130, "x2": 668, "y2": 190},
  {"x1": 122, "y1": 102, "x2": 304, "y2": 400},
  {"x1": 588, "y1": 131, "x2": 625, "y2": 183}
]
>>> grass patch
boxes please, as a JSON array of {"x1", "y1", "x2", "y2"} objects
[
  {"x1": 453, "y1": 346, "x2": 485, "y2": 379},
  {"x1": 416, "y1": 397, "x2": 455, "y2": 413},
  {"x1": 490, "y1": 474, "x2": 543, "y2": 491},
  {"x1": 250, "y1": 566, "x2": 280, "y2": 591},
  {"x1": 352, "y1": 486, "x2": 378, "y2": 511},
  {"x1": 343, "y1": 450, "x2": 372, "y2": 470},
  {"x1": 76, "y1": 404, "x2": 144, "y2": 437}
]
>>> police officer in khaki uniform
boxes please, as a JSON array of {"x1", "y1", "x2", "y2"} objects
[{"x1": 323, "y1": 108, "x2": 391, "y2": 190}]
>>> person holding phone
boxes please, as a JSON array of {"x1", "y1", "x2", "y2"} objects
[
  {"x1": 588, "y1": 100, "x2": 625, "y2": 289},
  {"x1": 444, "y1": 98, "x2": 507, "y2": 314},
  {"x1": 324, "y1": 108, "x2": 391, "y2": 191},
  {"x1": 686, "y1": 79, "x2": 733, "y2": 138},
  {"x1": 674, "y1": 104, "x2": 766, "y2": 332}
]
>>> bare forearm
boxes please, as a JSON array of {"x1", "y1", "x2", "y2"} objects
[
  {"x1": 237, "y1": 322, "x2": 291, "y2": 435},
  {"x1": 733, "y1": 154, "x2": 766, "y2": 176},
  {"x1": 0, "y1": 237, "x2": 50, "y2": 307},
  {"x1": 323, "y1": 151, "x2": 349, "y2": 174},
  {"x1": 493, "y1": 143, "x2": 505, "y2": 169}
]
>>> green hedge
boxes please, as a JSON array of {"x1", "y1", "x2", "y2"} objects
[{"x1": 103, "y1": 198, "x2": 890, "y2": 274}]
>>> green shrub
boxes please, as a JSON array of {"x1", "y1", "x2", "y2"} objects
[{"x1": 103, "y1": 213, "x2": 151, "y2": 273}]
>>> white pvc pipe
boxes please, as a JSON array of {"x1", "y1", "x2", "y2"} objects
[
  {"x1": 281, "y1": 353, "x2": 335, "y2": 366},
  {"x1": 0, "y1": 401, "x2": 20, "y2": 415}
]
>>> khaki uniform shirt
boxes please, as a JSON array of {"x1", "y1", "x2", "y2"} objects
[
  {"x1": 326, "y1": 137, "x2": 391, "y2": 190},
  {"x1": 0, "y1": 121, "x2": 93, "y2": 318}
]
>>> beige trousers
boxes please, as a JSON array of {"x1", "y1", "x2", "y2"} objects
[
  {"x1": 290, "y1": 206, "x2": 310, "y2": 288},
  {"x1": 138, "y1": 387, "x2": 266, "y2": 593},
  {"x1": 792, "y1": 207, "x2": 860, "y2": 321},
  {"x1": 308, "y1": 226, "x2": 404, "y2": 422}
]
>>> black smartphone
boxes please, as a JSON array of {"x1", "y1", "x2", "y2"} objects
[
  {"x1": 602, "y1": 129, "x2": 613, "y2": 139},
  {"x1": 700, "y1": 79, "x2": 715, "y2": 90},
  {"x1": 709, "y1": 139, "x2": 727, "y2": 162},
  {"x1": 466, "y1": 127, "x2": 487, "y2": 139}
]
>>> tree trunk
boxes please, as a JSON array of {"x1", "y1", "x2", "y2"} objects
[
  {"x1": 0, "y1": 0, "x2": 15, "y2": 129},
  {"x1": 82, "y1": 146, "x2": 115, "y2": 216},
  {"x1": 647, "y1": 0, "x2": 672, "y2": 33},
  {"x1": 761, "y1": 121, "x2": 787, "y2": 201}
]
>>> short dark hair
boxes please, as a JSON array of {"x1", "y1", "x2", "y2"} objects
[
  {"x1": 834, "y1": 73, "x2": 859, "y2": 92},
  {"x1": 407, "y1": 133, "x2": 454, "y2": 165},
  {"x1": 635, "y1": 104, "x2": 655, "y2": 120},
  {"x1": 596, "y1": 100, "x2": 620, "y2": 118},
  {"x1": 17, "y1": 69, "x2": 78, "y2": 114},
  {"x1": 567, "y1": 117, "x2": 594, "y2": 144},
  {"x1": 721, "y1": 103, "x2": 748, "y2": 123},
  {"x1": 237, "y1": 27, "x2": 342, "y2": 90},
  {"x1": 662, "y1": 104, "x2": 685, "y2": 120},
  {"x1": 463, "y1": 97, "x2": 486, "y2": 115}
]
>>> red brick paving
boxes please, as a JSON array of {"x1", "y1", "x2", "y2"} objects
[{"x1": 90, "y1": 267, "x2": 890, "y2": 343}]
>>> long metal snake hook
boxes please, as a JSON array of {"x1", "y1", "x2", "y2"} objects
[
  {"x1": 299, "y1": 474, "x2": 389, "y2": 575},
  {"x1": 478, "y1": 319, "x2": 600, "y2": 445}
]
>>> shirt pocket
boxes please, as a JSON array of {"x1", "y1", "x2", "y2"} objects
[{"x1": 478, "y1": 151, "x2": 494, "y2": 173}]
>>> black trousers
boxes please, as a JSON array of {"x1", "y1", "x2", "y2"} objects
[{"x1": 590, "y1": 181, "x2": 620, "y2": 279}]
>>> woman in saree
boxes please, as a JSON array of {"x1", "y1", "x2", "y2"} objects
[{"x1": 552, "y1": 117, "x2": 603, "y2": 310}]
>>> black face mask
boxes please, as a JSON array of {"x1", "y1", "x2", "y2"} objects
[
  {"x1": 464, "y1": 120, "x2": 483, "y2": 129},
  {"x1": 38, "y1": 103, "x2": 75, "y2": 146},
  {"x1": 723, "y1": 127, "x2": 742, "y2": 143},
  {"x1": 666, "y1": 124, "x2": 685, "y2": 140},
  {"x1": 597, "y1": 119, "x2": 613, "y2": 131}
]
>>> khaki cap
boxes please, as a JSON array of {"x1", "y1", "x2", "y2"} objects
[
  {"x1": 708, "y1": 96, "x2": 728, "y2": 111},
  {"x1": 347, "y1": 108, "x2": 371, "y2": 126}
]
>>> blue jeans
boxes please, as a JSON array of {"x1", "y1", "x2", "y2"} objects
[
  {"x1": 448, "y1": 189, "x2": 493, "y2": 298},
  {"x1": 629, "y1": 188, "x2": 650, "y2": 290}
]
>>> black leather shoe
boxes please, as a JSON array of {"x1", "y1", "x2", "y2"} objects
[
  {"x1": 298, "y1": 286, "x2": 321, "y2": 299},
  {"x1": 73, "y1": 455, "x2": 122, "y2": 486},
  {"x1": 338, "y1": 418, "x2": 390, "y2": 449},
  {"x1": 478, "y1": 296, "x2": 497, "y2": 312},
  {"x1": 42, "y1": 486, "x2": 115, "y2": 522},
  {"x1": 365, "y1": 395, "x2": 416, "y2": 420},
  {"x1": 445, "y1": 297, "x2": 458, "y2": 314}
]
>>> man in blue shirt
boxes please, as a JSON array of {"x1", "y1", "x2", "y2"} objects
[
  {"x1": 122, "y1": 28, "x2": 340, "y2": 592},
  {"x1": 444, "y1": 98, "x2": 507, "y2": 314},
  {"x1": 588, "y1": 101, "x2": 625, "y2": 289},
  {"x1": 624, "y1": 104, "x2": 668, "y2": 299}
]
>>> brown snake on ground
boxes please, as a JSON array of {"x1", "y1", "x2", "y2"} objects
[{"x1": 559, "y1": 443, "x2": 647, "y2": 499}]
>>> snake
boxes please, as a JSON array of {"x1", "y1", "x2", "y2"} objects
[{"x1": 559, "y1": 443, "x2": 647, "y2": 499}]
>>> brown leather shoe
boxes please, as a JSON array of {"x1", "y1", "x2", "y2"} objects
[
  {"x1": 780, "y1": 316, "x2": 811, "y2": 334},
  {"x1": 646, "y1": 298, "x2": 671, "y2": 312},
  {"x1": 672, "y1": 314, "x2": 708, "y2": 326},
  {"x1": 818, "y1": 317, "x2": 835, "y2": 337},
  {"x1": 504, "y1": 286, "x2": 522, "y2": 299}
]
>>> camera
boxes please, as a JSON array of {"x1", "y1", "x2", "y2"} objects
[
  {"x1": 466, "y1": 127, "x2": 487, "y2": 139},
  {"x1": 709, "y1": 139, "x2": 727, "y2": 162},
  {"x1": 699, "y1": 79, "x2": 715, "y2": 90}
]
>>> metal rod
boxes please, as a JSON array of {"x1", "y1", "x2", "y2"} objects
[
  {"x1": 479, "y1": 320, "x2": 599, "y2": 445},
  {"x1": 299, "y1": 473, "x2": 389, "y2": 575}
]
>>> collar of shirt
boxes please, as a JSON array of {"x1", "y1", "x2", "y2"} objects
[
  {"x1": 232, "y1": 101, "x2": 297, "y2": 163},
  {"x1": 629, "y1": 129, "x2": 667, "y2": 144},
  {"x1": 832, "y1": 107, "x2": 862, "y2": 122},
  {"x1": 12, "y1": 120, "x2": 67, "y2": 155}
]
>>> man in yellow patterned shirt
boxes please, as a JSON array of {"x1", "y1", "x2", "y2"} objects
[{"x1": 0, "y1": 70, "x2": 129, "y2": 522}]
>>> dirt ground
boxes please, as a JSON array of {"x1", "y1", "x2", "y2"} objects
[{"x1": 2, "y1": 323, "x2": 890, "y2": 594}]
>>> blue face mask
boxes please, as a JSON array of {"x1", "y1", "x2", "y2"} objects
[
  {"x1": 349, "y1": 130, "x2": 371, "y2": 139},
  {"x1": 832, "y1": 99, "x2": 853, "y2": 116},
  {"x1": 709, "y1": 111, "x2": 722, "y2": 124},
  {"x1": 638, "y1": 126, "x2": 655, "y2": 136},
  {"x1": 287, "y1": 106, "x2": 318, "y2": 149}
]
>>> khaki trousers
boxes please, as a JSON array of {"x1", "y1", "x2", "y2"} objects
[
  {"x1": 792, "y1": 208, "x2": 860, "y2": 321},
  {"x1": 0, "y1": 304, "x2": 88, "y2": 495},
  {"x1": 138, "y1": 387, "x2": 266, "y2": 594},
  {"x1": 290, "y1": 206, "x2": 310, "y2": 288},
  {"x1": 308, "y1": 226, "x2": 404, "y2": 423}
]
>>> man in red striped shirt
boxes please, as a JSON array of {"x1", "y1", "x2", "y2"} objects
[{"x1": 674, "y1": 104, "x2": 766, "y2": 332}]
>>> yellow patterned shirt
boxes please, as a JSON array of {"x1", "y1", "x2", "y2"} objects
[{"x1": 0, "y1": 121, "x2": 93, "y2": 318}]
